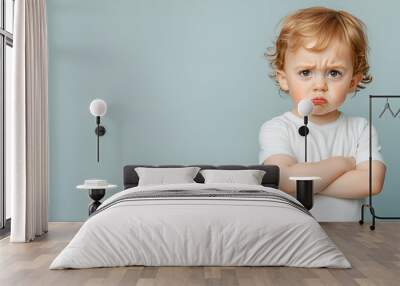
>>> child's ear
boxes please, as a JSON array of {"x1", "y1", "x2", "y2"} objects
[
  {"x1": 349, "y1": 73, "x2": 363, "y2": 92},
  {"x1": 276, "y1": 70, "x2": 289, "y2": 92}
]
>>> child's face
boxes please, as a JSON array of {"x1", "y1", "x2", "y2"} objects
[{"x1": 276, "y1": 39, "x2": 362, "y2": 116}]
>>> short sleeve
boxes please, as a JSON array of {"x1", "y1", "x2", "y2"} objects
[
  {"x1": 258, "y1": 119, "x2": 295, "y2": 164},
  {"x1": 355, "y1": 120, "x2": 385, "y2": 165}
]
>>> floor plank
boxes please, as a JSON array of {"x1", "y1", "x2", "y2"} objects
[{"x1": 0, "y1": 222, "x2": 399, "y2": 286}]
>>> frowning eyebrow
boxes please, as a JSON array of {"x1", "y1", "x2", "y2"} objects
[{"x1": 294, "y1": 64, "x2": 347, "y2": 69}]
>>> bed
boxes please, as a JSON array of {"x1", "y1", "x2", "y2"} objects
[{"x1": 50, "y1": 165, "x2": 350, "y2": 269}]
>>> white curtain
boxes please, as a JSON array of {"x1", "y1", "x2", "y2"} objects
[{"x1": 8, "y1": 0, "x2": 48, "y2": 242}]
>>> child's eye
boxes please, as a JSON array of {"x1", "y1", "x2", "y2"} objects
[
  {"x1": 327, "y1": 70, "x2": 342, "y2": 78},
  {"x1": 299, "y1": 70, "x2": 311, "y2": 77}
]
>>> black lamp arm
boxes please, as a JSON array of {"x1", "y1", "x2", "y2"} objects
[
  {"x1": 94, "y1": 116, "x2": 106, "y2": 162},
  {"x1": 304, "y1": 116, "x2": 308, "y2": 163}
]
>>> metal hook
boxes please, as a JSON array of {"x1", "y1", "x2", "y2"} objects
[{"x1": 378, "y1": 98, "x2": 395, "y2": 118}]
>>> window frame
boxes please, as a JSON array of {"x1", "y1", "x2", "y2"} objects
[{"x1": 0, "y1": 0, "x2": 14, "y2": 232}]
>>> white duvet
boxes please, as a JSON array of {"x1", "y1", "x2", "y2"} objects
[{"x1": 50, "y1": 183, "x2": 351, "y2": 269}]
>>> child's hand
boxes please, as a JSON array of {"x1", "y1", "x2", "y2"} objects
[
  {"x1": 345, "y1": 156, "x2": 356, "y2": 171},
  {"x1": 331, "y1": 156, "x2": 356, "y2": 172}
]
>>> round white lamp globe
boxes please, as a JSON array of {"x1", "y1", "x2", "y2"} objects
[
  {"x1": 298, "y1": 99, "x2": 313, "y2": 116},
  {"x1": 90, "y1": 99, "x2": 107, "y2": 117}
]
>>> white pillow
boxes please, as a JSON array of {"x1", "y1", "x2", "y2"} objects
[
  {"x1": 135, "y1": 167, "x2": 201, "y2": 186},
  {"x1": 200, "y1": 169, "x2": 266, "y2": 185}
]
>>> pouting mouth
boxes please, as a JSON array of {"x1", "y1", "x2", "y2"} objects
[{"x1": 311, "y1": 97, "x2": 327, "y2": 105}]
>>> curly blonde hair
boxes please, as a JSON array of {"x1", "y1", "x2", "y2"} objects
[{"x1": 266, "y1": 6, "x2": 372, "y2": 91}]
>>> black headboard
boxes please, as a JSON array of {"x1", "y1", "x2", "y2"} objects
[{"x1": 123, "y1": 165, "x2": 279, "y2": 189}]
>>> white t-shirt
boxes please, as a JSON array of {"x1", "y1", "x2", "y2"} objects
[{"x1": 259, "y1": 111, "x2": 384, "y2": 165}]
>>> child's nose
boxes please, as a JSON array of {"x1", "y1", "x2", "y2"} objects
[{"x1": 313, "y1": 73, "x2": 328, "y2": 91}]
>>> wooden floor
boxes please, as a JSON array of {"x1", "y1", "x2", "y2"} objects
[{"x1": 0, "y1": 222, "x2": 399, "y2": 286}]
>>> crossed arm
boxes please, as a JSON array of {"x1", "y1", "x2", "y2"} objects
[{"x1": 264, "y1": 154, "x2": 386, "y2": 199}]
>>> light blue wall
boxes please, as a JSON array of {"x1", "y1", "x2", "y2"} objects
[{"x1": 47, "y1": 0, "x2": 400, "y2": 221}]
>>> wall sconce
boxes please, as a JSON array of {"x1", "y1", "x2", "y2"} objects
[{"x1": 89, "y1": 99, "x2": 107, "y2": 162}]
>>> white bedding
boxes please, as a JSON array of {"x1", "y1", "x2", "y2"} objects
[{"x1": 50, "y1": 183, "x2": 350, "y2": 269}]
